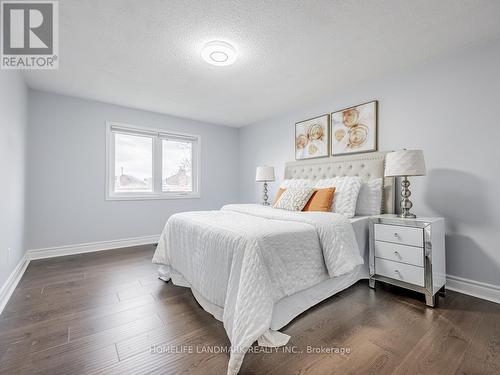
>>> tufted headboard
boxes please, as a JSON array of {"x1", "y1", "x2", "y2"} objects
[{"x1": 284, "y1": 151, "x2": 395, "y2": 214}]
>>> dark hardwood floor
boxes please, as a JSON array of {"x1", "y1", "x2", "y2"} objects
[{"x1": 0, "y1": 245, "x2": 499, "y2": 375}]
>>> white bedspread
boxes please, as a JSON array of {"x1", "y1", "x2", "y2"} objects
[{"x1": 152, "y1": 204, "x2": 362, "y2": 374}]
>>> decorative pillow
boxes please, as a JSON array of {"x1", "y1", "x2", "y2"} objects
[
  {"x1": 280, "y1": 178, "x2": 315, "y2": 189},
  {"x1": 274, "y1": 188, "x2": 315, "y2": 211},
  {"x1": 315, "y1": 176, "x2": 362, "y2": 218},
  {"x1": 356, "y1": 178, "x2": 383, "y2": 216},
  {"x1": 303, "y1": 188, "x2": 336, "y2": 212},
  {"x1": 274, "y1": 188, "x2": 286, "y2": 205}
]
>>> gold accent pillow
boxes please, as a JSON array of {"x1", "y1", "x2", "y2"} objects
[{"x1": 303, "y1": 188, "x2": 336, "y2": 212}]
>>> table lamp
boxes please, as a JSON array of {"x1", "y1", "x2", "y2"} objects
[{"x1": 255, "y1": 166, "x2": 275, "y2": 205}]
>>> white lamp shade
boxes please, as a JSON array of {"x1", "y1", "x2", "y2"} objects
[
  {"x1": 255, "y1": 166, "x2": 275, "y2": 182},
  {"x1": 385, "y1": 150, "x2": 426, "y2": 177}
]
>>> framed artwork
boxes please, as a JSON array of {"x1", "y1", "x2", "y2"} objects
[
  {"x1": 295, "y1": 114, "x2": 330, "y2": 160},
  {"x1": 331, "y1": 100, "x2": 378, "y2": 156}
]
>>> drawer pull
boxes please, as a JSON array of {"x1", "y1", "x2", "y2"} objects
[
  {"x1": 394, "y1": 269, "x2": 401, "y2": 277},
  {"x1": 394, "y1": 251, "x2": 401, "y2": 258},
  {"x1": 393, "y1": 233, "x2": 399, "y2": 239}
]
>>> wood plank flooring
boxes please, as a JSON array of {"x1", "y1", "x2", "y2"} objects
[{"x1": 0, "y1": 244, "x2": 499, "y2": 374}]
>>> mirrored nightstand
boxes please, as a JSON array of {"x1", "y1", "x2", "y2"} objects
[{"x1": 368, "y1": 214, "x2": 446, "y2": 307}]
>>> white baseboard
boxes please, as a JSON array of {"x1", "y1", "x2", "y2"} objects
[
  {"x1": 446, "y1": 274, "x2": 500, "y2": 304},
  {"x1": 0, "y1": 253, "x2": 30, "y2": 314},
  {"x1": 28, "y1": 234, "x2": 160, "y2": 260}
]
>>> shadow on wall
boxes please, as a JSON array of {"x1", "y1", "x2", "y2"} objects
[
  {"x1": 425, "y1": 168, "x2": 491, "y2": 231},
  {"x1": 425, "y1": 168, "x2": 499, "y2": 286}
]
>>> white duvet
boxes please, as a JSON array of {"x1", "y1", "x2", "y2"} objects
[{"x1": 152, "y1": 204, "x2": 362, "y2": 374}]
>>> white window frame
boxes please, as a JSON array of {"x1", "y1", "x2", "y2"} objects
[{"x1": 106, "y1": 121, "x2": 201, "y2": 200}]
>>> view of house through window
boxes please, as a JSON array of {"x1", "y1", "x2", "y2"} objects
[
  {"x1": 162, "y1": 139, "x2": 192, "y2": 192},
  {"x1": 107, "y1": 123, "x2": 199, "y2": 199},
  {"x1": 114, "y1": 133, "x2": 153, "y2": 192}
]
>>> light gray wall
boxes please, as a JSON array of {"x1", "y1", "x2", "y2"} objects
[
  {"x1": 239, "y1": 40, "x2": 500, "y2": 287},
  {"x1": 0, "y1": 72, "x2": 27, "y2": 286},
  {"x1": 26, "y1": 90, "x2": 239, "y2": 250}
]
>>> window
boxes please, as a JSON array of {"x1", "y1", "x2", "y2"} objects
[
  {"x1": 106, "y1": 122, "x2": 200, "y2": 200},
  {"x1": 114, "y1": 133, "x2": 153, "y2": 193},
  {"x1": 162, "y1": 139, "x2": 192, "y2": 192}
]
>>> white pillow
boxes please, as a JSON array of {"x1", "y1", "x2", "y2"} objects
[
  {"x1": 280, "y1": 179, "x2": 315, "y2": 189},
  {"x1": 315, "y1": 176, "x2": 362, "y2": 218},
  {"x1": 274, "y1": 188, "x2": 315, "y2": 211},
  {"x1": 356, "y1": 178, "x2": 383, "y2": 216}
]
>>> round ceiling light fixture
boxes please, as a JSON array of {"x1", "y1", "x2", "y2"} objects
[{"x1": 201, "y1": 41, "x2": 237, "y2": 66}]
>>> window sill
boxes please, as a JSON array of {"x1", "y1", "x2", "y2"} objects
[{"x1": 106, "y1": 193, "x2": 200, "y2": 201}]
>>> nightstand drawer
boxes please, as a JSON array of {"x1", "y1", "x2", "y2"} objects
[
  {"x1": 375, "y1": 258, "x2": 424, "y2": 287},
  {"x1": 374, "y1": 241, "x2": 424, "y2": 267},
  {"x1": 374, "y1": 223, "x2": 423, "y2": 247}
]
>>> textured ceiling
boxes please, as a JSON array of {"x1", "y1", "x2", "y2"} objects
[{"x1": 22, "y1": 0, "x2": 500, "y2": 127}]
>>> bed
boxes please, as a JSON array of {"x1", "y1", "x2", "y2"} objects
[{"x1": 152, "y1": 151, "x2": 395, "y2": 374}]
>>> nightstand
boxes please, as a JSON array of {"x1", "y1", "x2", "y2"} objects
[{"x1": 368, "y1": 214, "x2": 446, "y2": 307}]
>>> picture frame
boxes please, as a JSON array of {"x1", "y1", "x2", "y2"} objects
[
  {"x1": 295, "y1": 114, "x2": 330, "y2": 160},
  {"x1": 330, "y1": 100, "x2": 378, "y2": 156}
]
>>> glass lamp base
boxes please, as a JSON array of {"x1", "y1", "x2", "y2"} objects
[
  {"x1": 262, "y1": 181, "x2": 269, "y2": 206},
  {"x1": 399, "y1": 176, "x2": 417, "y2": 219}
]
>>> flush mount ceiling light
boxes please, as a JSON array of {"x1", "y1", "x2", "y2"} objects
[{"x1": 201, "y1": 41, "x2": 237, "y2": 66}]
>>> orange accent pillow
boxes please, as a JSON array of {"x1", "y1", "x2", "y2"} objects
[
  {"x1": 302, "y1": 188, "x2": 336, "y2": 212},
  {"x1": 274, "y1": 188, "x2": 286, "y2": 205}
]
